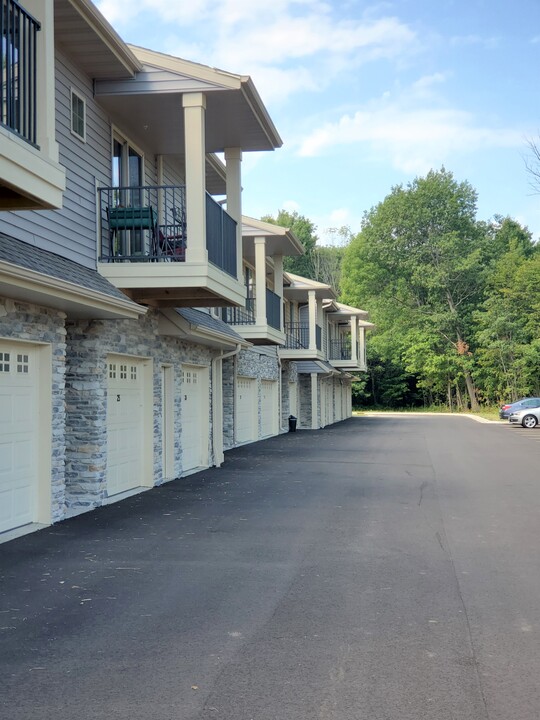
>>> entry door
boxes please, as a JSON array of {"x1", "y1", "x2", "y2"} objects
[
  {"x1": 181, "y1": 365, "x2": 208, "y2": 472},
  {"x1": 0, "y1": 343, "x2": 38, "y2": 533},
  {"x1": 236, "y1": 377, "x2": 257, "y2": 444},
  {"x1": 107, "y1": 357, "x2": 144, "y2": 497},
  {"x1": 261, "y1": 380, "x2": 278, "y2": 437}
]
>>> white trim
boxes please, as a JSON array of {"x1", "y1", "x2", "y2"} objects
[{"x1": 0, "y1": 260, "x2": 145, "y2": 319}]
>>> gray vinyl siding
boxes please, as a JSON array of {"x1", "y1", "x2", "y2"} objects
[
  {"x1": 0, "y1": 50, "x2": 109, "y2": 268},
  {"x1": 0, "y1": 48, "x2": 158, "y2": 269},
  {"x1": 162, "y1": 159, "x2": 184, "y2": 187}
]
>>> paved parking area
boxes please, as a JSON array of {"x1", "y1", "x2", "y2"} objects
[{"x1": 2, "y1": 416, "x2": 540, "y2": 720}]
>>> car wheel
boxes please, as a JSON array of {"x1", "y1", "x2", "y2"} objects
[{"x1": 522, "y1": 414, "x2": 538, "y2": 429}]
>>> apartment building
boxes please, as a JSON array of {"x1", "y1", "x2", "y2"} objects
[{"x1": 0, "y1": 0, "x2": 370, "y2": 540}]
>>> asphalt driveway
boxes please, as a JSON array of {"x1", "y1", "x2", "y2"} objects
[{"x1": 1, "y1": 416, "x2": 540, "y2": 720}]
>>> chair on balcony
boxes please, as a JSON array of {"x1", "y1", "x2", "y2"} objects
[
  {"x1": 107, "y1": 205, "x2": 158, "y2": 260},
  {"x1": 158, "y1": 206, "x2": 186, "y2": 261}
]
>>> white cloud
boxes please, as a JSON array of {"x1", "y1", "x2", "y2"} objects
[
  {"x1": 282, "y1": 199, "x2": 301, "y2": 212},
  {"x1": 297, "y1": 88, "x2": 524, "y2": 174},
  {"x1": 98, "y1": 0, "x2": 417, "y2": 102},
  {"x1": 450, "y1": 34, "x2": 499, "y2": 49}
]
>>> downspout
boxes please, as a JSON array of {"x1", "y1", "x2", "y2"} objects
[
  {"x1": 277, "y1": 352, "x2": 283, "y2": 432},
  {"x1": 212, "y1": 343, "x2": 242, "y2": 467}
]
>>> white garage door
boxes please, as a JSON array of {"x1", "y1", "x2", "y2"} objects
[
  {"x1": 0, "y1": 343, "x2": 39, "y2": 533},
  {"x1": 261, "y1": 380, "x2": 278, "y2": 438},
  {"x1": 107, "y1": 357, "x2": 144, "y2": 497},
  {"x1": 182, "y1": 365, "x2": 208, "y2": 472},
  {"x1": 236, "y1": 377, "x2": 257, "y2": 444}
]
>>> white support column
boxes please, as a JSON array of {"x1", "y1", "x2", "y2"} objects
[
  {"x1": 311, "y1": 373, "x2": 319, "y2": 429},
  {"x1": 254, "y1": 237, "x2": 267, "y2": 326},
  {"x1": 308, "y1": 290, "x2": 317, "y2": 351},
  {"x1": 183, "y1": 93, "x2": 208, "y2": 264},
  {"x1": 350, "y1": 316, "x2": 358, "y2": 363},
  {"x1": 26, "y1": 0, "x2": 59, "y2": 162},
  {"x1": 273, "y1": 254, "x2": 284, "y2": 331},
  {"x1": 318, "y1": 303, "x2": 326, "y2": 357},
  {"x1": 359, "y1": 327, "x2": 366, "y2": 369},
  {"x1": 225, "y1": 148, "x2": 243, "y2": 281},
  {"x1": 212, "y1": 358, "x2": 224, "y2": 466}
]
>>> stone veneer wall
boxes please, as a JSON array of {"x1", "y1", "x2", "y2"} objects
[
  {"x1": 298, "y1": 374, "x2": 313, "y2": 429},
  {"x1": 280, "y1": 360, "x2": 298, "y2": 428},
  {"x1": 235, "y1": 347, "x2": 280, "y2": 442},
  {"x1": 222, "y1": 356, "x2": 235, "y2": 450},
  {"x1": 65, "y1": 309, "x2": 219, "y2": 515},
  {"x1": 0, "y1": 297, "x2": 67, "y2": 522}
]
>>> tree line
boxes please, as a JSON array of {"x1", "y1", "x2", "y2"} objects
[{"x1": 264, "y1": 168, "x2": 540, "y2": 410}]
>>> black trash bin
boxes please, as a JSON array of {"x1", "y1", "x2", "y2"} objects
[{"x1": 288, "y1": 415, "x2": 297, "y2": 432}]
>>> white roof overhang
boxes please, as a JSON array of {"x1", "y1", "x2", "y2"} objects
[
  {"x1": 241, "y1": 217, "x2": 304, "y2": 260},
  {"x1": 54, "y1": 0, "x2": 141, "y2": 79},
  {"x1": 93, "y1": 47, "x2": 282, "y2": 155}
]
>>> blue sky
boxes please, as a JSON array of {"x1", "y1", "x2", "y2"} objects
[{"x1": 97, "y1": 0, "x2": 540, "y2": 245}]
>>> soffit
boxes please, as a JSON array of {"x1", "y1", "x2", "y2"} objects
[
  {"x1": 54, "y1": 0, "x2": 140, "y2": 80},
  {"x1": 94, "y1": 51, "x2": 282, "y2": 154}
]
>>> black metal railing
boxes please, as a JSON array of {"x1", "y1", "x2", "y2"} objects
[
  {"x1": 1, "y1": 0, "x2": 40, "y2": 146},
  {"x1": 206, "y1": 193, "x2": 237, "y2": 277},
  {"x1": 284, "y1": 322, "x2": 323, "y2": 350},
  {"x1": 98, "y1": 186, "x2": 238, "y2": 275},
  {"x1": 222, "y1": 297, "x2": 255, "y2": 325},
  {"x1": 98, "y1": 185, "x2": 186, "y2": 262},
  {"x1": 315, "y1": 324, "x2": 322, "y2": 351},
  {"x1": 266, "y1": 289, "x2": 281, "y2": 330},
  {"x1": 329, "y1": 338, "x2": 353, "y2": 361},
  {"x1": 284, "y1": 323, "x2": 309, "y2": 349}
]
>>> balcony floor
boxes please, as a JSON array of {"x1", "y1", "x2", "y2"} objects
[{"x1": 98, "y1": 260, "x2": 245, "y2": 308}]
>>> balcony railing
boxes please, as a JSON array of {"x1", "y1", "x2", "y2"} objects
[
  {"x1": 223, "y1": 291, "x2": 282, "y2": 331},
  {"x1": 1, "y1": 0, "x2": 40, "y2": 146},
  {"x1": 98, "y1": 186, "x2": 237, "y2": 278},
  {"x1": 284, "y1": 323, "x2": 322, "y2": 351},
  {"x1": 266, "y1": 289, "x2": 281, "y2": 330},
  {"x1": 329, "y1": 339, "x2": 353, "y2": 361},
  {"x1": 222, "y1": 297, "x2": 255, "y2": 325},
  {"x1": 206, "y1": 193, "x2": 237, "y2": 278}
]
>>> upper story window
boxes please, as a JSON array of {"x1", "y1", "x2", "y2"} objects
[{"x1": 71, "y1": 89, "x2": 86, "y2": 142}]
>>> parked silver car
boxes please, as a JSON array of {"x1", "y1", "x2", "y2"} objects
[{"x1": 509, "y1": 407, "x2": 540, "y2": 428}]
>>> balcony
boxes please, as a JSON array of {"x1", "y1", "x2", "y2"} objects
[
  {"x1": 0, "y1": 0, "x2": 65, "y2": 209},
  {"x1": 97, "y1": 185, "x2": 245, "y2": 308},
  {"x1": 279, "y1": 322, "x2": 324, "y2": 360},
  {"x1": 328, "y1": 337, "x2": 363, "y2": 370},
  {"x1": 222, "y1": 289, "x2": 284, "y2": 345}
]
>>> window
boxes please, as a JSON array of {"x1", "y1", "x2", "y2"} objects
[{"x1": 71, "y1": 89, "x2": 86, "y2": 141}]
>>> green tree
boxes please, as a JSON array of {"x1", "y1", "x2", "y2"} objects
[
  {"x1": 342, "y1": 168, "x2": 487, "y2": 410},
  {"x1": 261, "y1": 210, "x2": 317, "y2": 278},
  {"x1": 474, "y1": 222, "x2": 540, "y2": 401}
]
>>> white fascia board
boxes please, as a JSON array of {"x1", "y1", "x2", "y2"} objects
[
  {"x1": 69, "y1": 0, "x2": 142, "y2": 74},
  {"x1": 0, "y1": 261, "x2": 145, "y2": 319}
]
